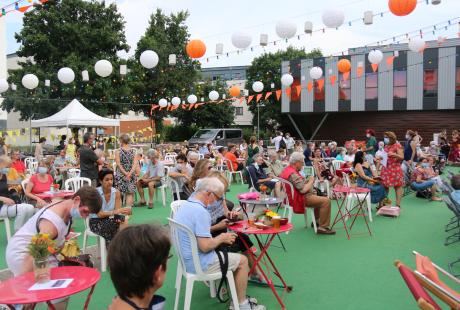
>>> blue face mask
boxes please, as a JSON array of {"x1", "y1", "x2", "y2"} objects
[
  {"x1": 383, "y1": 138, "x2": 390, "y2": 145},
  {"x1": 70, "y1": 206, "x2": 81, "y2": 219},
  {"x1": 0, "y1": 168, "x2": 9, "y2": 175},
  {"x1": 421, "y1": 163, "x2": 430, "y2": 168},
  {"x1": 38, "y1": 167, "x2": 48, "y2": 174}
]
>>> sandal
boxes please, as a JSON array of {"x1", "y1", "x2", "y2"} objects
[
  {"x1": 137, "y1": 200, "x2": 147, "y2": 207},
  {"x1": 148, "y1": 203, "x2": 154, "y2": 209}
]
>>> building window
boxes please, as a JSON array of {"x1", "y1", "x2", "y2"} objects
[
  {"x1": 235, "y1": 107, "x2": 243, "y2": 116},
  {"x1": 339, "y1": 74, "x2": 351, "y2": 100},
  {"x1": 365, "y1": 72, "x2": 378, "y2": 100},
  {"x1": 393, "y1": 69, "x2": 407, "y2": 99},
  {"x1": 456, "y1": 67, "x2": 460, "y2": 97},
  {"x1": 423, "y1": 69, "x2": 438, "y2": 97}
]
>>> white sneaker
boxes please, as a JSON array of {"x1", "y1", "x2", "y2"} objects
[{"x1": 229, "y1": 297, "x2": 265, "y2": 310}]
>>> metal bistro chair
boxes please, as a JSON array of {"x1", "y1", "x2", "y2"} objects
[{"x1": 169, "y1": 218, "x2": 240, "y2": 310}]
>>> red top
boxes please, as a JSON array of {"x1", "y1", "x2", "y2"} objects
[
  {"x1": 11, "y1": 160, "x2": 26, "y2": 174},
  {"x1": 229, "y1": 221, "x2": 293, "y2": 235},
  {"x1": 30, "y1": 174, "x2": 54, "y2": 194},
  {"x1": 279, "y1": 165, "x2": 306, "y2": 214},
  {"x1": 225, "y1": 152, "x2": 238, "y2": 171},
  {"x1": 0, "y1": 266, "x2": 100, "y2": 305}
]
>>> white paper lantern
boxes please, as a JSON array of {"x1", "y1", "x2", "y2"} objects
[
  {"x1": 216, "y1": 43, "x2": 224, "y2": 54},
  {"x1": 322, "y1": 9, "x2": 345, "y2": 28},
  {"x1": 252, "y1": 81, "x2": 264, "y2": 93},
  {"x1": 209, "y1": 90, "x2": 219, "y2": 101},
  {"x1": 231, "y1": 31, "x2": 252, "y2": 49},
  {"x1": 57, "y1": 67, "x2": 75, "y2": 84},
  {"x1": 139, "y1": 50, "x2": 159, "y2": 69},
  {"x1": 158, "y1": 98, "x2": 168, "y2": 108},
  {"x1": 275, "y1": 20, "x2": 297, "y2": 39},
  {"x1": 169, "y1": 54, "x2": 177, "y2": 66},
  {"x1": 0, "y1": 79, "x2": 9, "y2": 93},
  {"x1": 309, "y1": 67, "x2": 323, "y2": 80},
  {"x1": 45, "y1": 79, "x2": 50, "y2": 87},
  {"x1": 304, "y1": 21, "x2": 313, "y2": 34},
  {"x1": 171, "y1": 97, "x2": 181, "y2": 106},
  {"x1": 94, "y1": 60, "x2": 112, "y2": 78},
  {"x1": 368, "y1": 50, "x2": 383, "y2": 64},
  {"x1": 11, "y1": 83, "x2": 16, "y2": 91},
  {"x1": 120, "y1": 65, "x2": 127, "y2": 75},
  {"x1": 281, "y1": 74, "x2": 294, "y2": 87},
  {"x1": 363, "y1": 11, "x2": 373, "y2": 25},
  {"x1": 187, "y1": 94, "x2": 198, "y2": 104},
  {"x1": 260, "y1": 34, "x2": 268, "y2": 46},
  {"x1": 408, "y1": 37, "x2": 426, "y2": 53},
  {"x1": 22, "y1": 74, "x2": 39, "y2": 90}
]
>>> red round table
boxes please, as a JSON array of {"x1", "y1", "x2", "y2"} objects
[
  {"x1": 331, "y1": 185, "x2": 372, "y2": 239},
  {"x1": 0, "y1": 266, "x2": 100, "y2": 309},
  {"x1": 229, "y1": 221, "x2": 293, "y2": 310}
]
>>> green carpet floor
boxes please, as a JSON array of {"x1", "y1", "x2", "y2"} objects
[{"x1": 1, "y1": 168, "x2": 460, "y2": 309}]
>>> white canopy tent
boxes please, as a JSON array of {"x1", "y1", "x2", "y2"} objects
[{"x1": 31, "y1": 99, "x2": 120, "y2": 128}]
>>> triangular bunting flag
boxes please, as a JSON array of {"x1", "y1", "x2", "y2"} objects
[
  {"x1": 264, "y1": 92, "x2": 272, "y2": 100},
  {"x1": 188, "y1": 103, "x2": 195, "y2": 110},
  {"x1": 295, "y1": 85, "x2": 301, "y2": 97},
  {"x1": 285, "y1": 88, "x2": 291, "y2": 98},
  {"x1": 247, "y1": 95, "x2": 254, "y2": 104},
  {"x1": 275, "y1": 90, "x2": 282, "y2": 101},
  {"x1": 307, "y1": 81, "x2": 313, "y2": 92},
  {"x1": 329, "y1": 75, "x2": 337, "y2": 86},
  {"x1": 386, "y1": 56, "x2": 395, "y2": 66},
  {"x1": 18, "y1": 5, "x2": 31, "y2": 12},
  {"x1": 357, "y1": 66, "x2": 364, "y2": 78},
  {"x1": 371, "y1": 63, "x2": 378, "y2": 72},
  {"x1": 342, "y1": 72, "x2": 350, "y2": 81},
  {"x1": 256, "y1": 94, "x2": 263, "y2": 102},
  {"x1": 317, "y1": 79, "x2": 324, "y2": 91},
  {"x1": 239, "y1": 97, "x2": 245, "y2": 104}
]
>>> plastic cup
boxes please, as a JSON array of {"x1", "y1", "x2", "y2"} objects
[
  {"x1": 248, "y1": 216, "x2": 255, "y2": 227},
  {"x1": 272, "y1": 216, "x2": 281, "y2": 230}
]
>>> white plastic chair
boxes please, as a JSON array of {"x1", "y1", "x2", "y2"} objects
[
  {"x1": 0, "y1": 217, "x2": 11, "y2": 241},
  {"x1": 169, "y1": 178, "x2": 181, "y2": 201},
  {"x1": 26, "y1": 161, "x2": 38, "y2": 176},
  {"x1": 224, "y1": 159, "x2": 243, "y2": 185},
  {"x1": 155, "y1": 166, "x2": 170, "y2": 207},
  {"x1": 303, "y1": 166, "x2": 315, "y2": 177},
  {"x1": 64, "y1": 177, "x2": 91, "y2": 192},
  {"x1": 343, "y1": 174, "x2": 373, "y2": 222},
  {"x1": 67, "y1": 168, "x2": 80, "y2": 179},
  {"x1": 24, "y1": 157, "x2": 36, "y2": 168},
  {"x1": 165, "y1": 155, "x2": 177, "y2": 163},
  {"x1": 331, "y1": 160, "x2": 345, "y2": 173},
  {"x1": 82, "y1": 217, "x2": 107, "y2": 272},
  {"x1": 278, "y1": 177, "x2": 317, "y2": 233},
  {"x1": 198, "y1": 153, "x2": 204, "y2": 160},
  {"x1": 170, "y1": 200, "x2": 187, "y2": 218},
  {"x1": 168, "y1": 218, "x2": 240, "y2": 310}
]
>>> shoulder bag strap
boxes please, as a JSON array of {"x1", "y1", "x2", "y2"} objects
[{"x1": 215, "y1": 247, "x2": 229, "y2": 303}]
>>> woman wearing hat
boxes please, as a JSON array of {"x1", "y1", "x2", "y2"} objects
[{"x1": 380, "y1": 131, "x2": 404, "y2": 208}]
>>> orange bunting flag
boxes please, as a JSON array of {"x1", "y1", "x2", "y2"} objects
[
  {"x1": 151, "y1": 105, "x2": 159, "y2": 111},
  {"x1": 195, "y1": 103, "x2": 204, "y2": 109},
  {"x1": 317, "y1": 79, "x2": 324, "y2": 91},
  {"x1": 40, "y1": 0, "x2": 49, "y2": 3},
  {"x1": 181, "y1": 104, "x2": 187, "y2": 110},
  {"x1": 239, "y1": 97, "x2": 245, "y2": 104},
  {"x1": 371, "y1": 63, "x2": 378, "y2": 72},
  {"x1": 18, "y1": 5, "x2": 31, "y2": 12},
  {"x1": 170, "y1": 105, "x2": 179, "y2": 111},
  {"x1": 342, "y1": 72, "x2": 350, "y2": 81},
  {"x1": 256, "y1": 94, "x2": 263, "y2": 102},
  {"x1": 285, "y1": 87, "x2": 291, "y2": 98},
  {"x1": 386, "y1": 56, "x2": 395, "y2": 66},
  {"x1": 307, "y1": 81, "x2": 313, "y2": 93},
  {"x1": 247, "y1": 95, "x2": 254, "y2": 104},
  {"x1": 357, "y1": 66, "x2": 364, "y2": 78},
  {"x1": 295, "y1": 85, "x2": 301, "y2": 97},
  {"x1": 275, "y1": 90, "x2": 282, "y2": 101},
  {"x1": 329, "y1": 75, "x2": 336, "y2": 86},
  {"x1": 188, "y1": 103, "x2": 195, "y2": 110},
  {"x1": 264, "y1": 92, "x2": 272, "y2": 100}
]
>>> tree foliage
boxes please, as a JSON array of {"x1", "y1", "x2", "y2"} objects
[
  {"x1": 246, "y1": 47, "x2": 322, "y2": 135},
  {"x1": 2, "y1": 0, "x2": 130, "y2": 120}
]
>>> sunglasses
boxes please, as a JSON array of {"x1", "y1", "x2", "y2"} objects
[{"x1": 211, "y1": 192, "x2": 224, "y2": 203}]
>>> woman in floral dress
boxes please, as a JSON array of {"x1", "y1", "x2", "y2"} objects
[
  {"x1": 114, "y1": 134, "x2": 138, "y2": 208},
  {"x1": 448, "y1": 130, "x2": 459, "y2": 163},
  {"x1": 380, "y1": 131, "x2": 404, "y2": 207}
]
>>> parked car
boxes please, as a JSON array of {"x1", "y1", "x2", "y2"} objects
[{"x1": 188, "y1": 128, "x2": 243, "y2": 147}]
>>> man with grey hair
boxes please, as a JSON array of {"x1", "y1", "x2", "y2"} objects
[
  {"x1": 280, "y1": 152, "x2": 335, "y2": 235},
  {"x1": 136, "y1": 149, "x2": 164, "y2": 209},
  {"x1": 174, "y1": 177, "x2": 266, "y2": 310},
  {"x1": 265, "y1": 150, "x2": 284, "y2": 178},
  {"x1": 187, "y1": 151, "x2": 199, "y2": 168}
]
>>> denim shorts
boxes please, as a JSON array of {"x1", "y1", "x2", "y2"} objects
[{"x1": 411, "y1": 180, "x2": 435, "y2": 191}]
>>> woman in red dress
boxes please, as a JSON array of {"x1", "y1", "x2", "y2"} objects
[
  {"x1": 448, "y1": 130, "x2": 459, "y2": 163},
  {"x1": 380, "y1": 131, "x2": 404, "y2": 208}
]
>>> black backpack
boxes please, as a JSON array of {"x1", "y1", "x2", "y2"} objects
[{"x1": 279, "y1": 138, "x2": 287, "y2": 150}]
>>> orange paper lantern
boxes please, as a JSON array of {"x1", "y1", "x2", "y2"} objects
[
  {"x1": 388, "y1": 0, "x2": 417, "y2": 17},
  {"x1": 186, "y1": 40, "x2": 206, "y2": 59},
  {"x1": 337, "y1": 59, "x2": 351, "y2": 73},
  {"x1": 229, "y1": 86, "x2": 241, "y2": 97}
]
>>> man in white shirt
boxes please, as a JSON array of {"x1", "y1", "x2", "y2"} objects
[{"x1": 270, "y1": 131, "x2": 285, "y2": 151}]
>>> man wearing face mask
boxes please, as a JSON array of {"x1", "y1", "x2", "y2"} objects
[
  {"x1": 0, "y1": 156, "x2": 35, "y2": 232},
  {"x1": 6, "y1": 186, "x2": 101, "y2": 308},
  {"x1": 168, "y1": 153, "x2": 193, "y2": 200},
  {"x1": 25, "y1": 159, "x2": 54, "y2": 208},
  {"x1": 187, "y1": 151, "x2": 199, "y2": 169},
  {"x1": 410, "y1": 159, "x2": 442, "y2": 201}
]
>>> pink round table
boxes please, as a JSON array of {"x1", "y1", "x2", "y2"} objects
[
  {"x1": 36, "y1": 190, "x2": 75, "y2": 200},
  {"x1": 229, "y1": 221, "x2": 293, "y2": 310},
  {"x1": 0, "y1": 266, "x2": 100, "y2": 309}
]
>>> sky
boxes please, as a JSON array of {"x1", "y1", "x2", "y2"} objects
[{"x1": 2, "y1": 0, "x2": 460, "y2": 68}]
